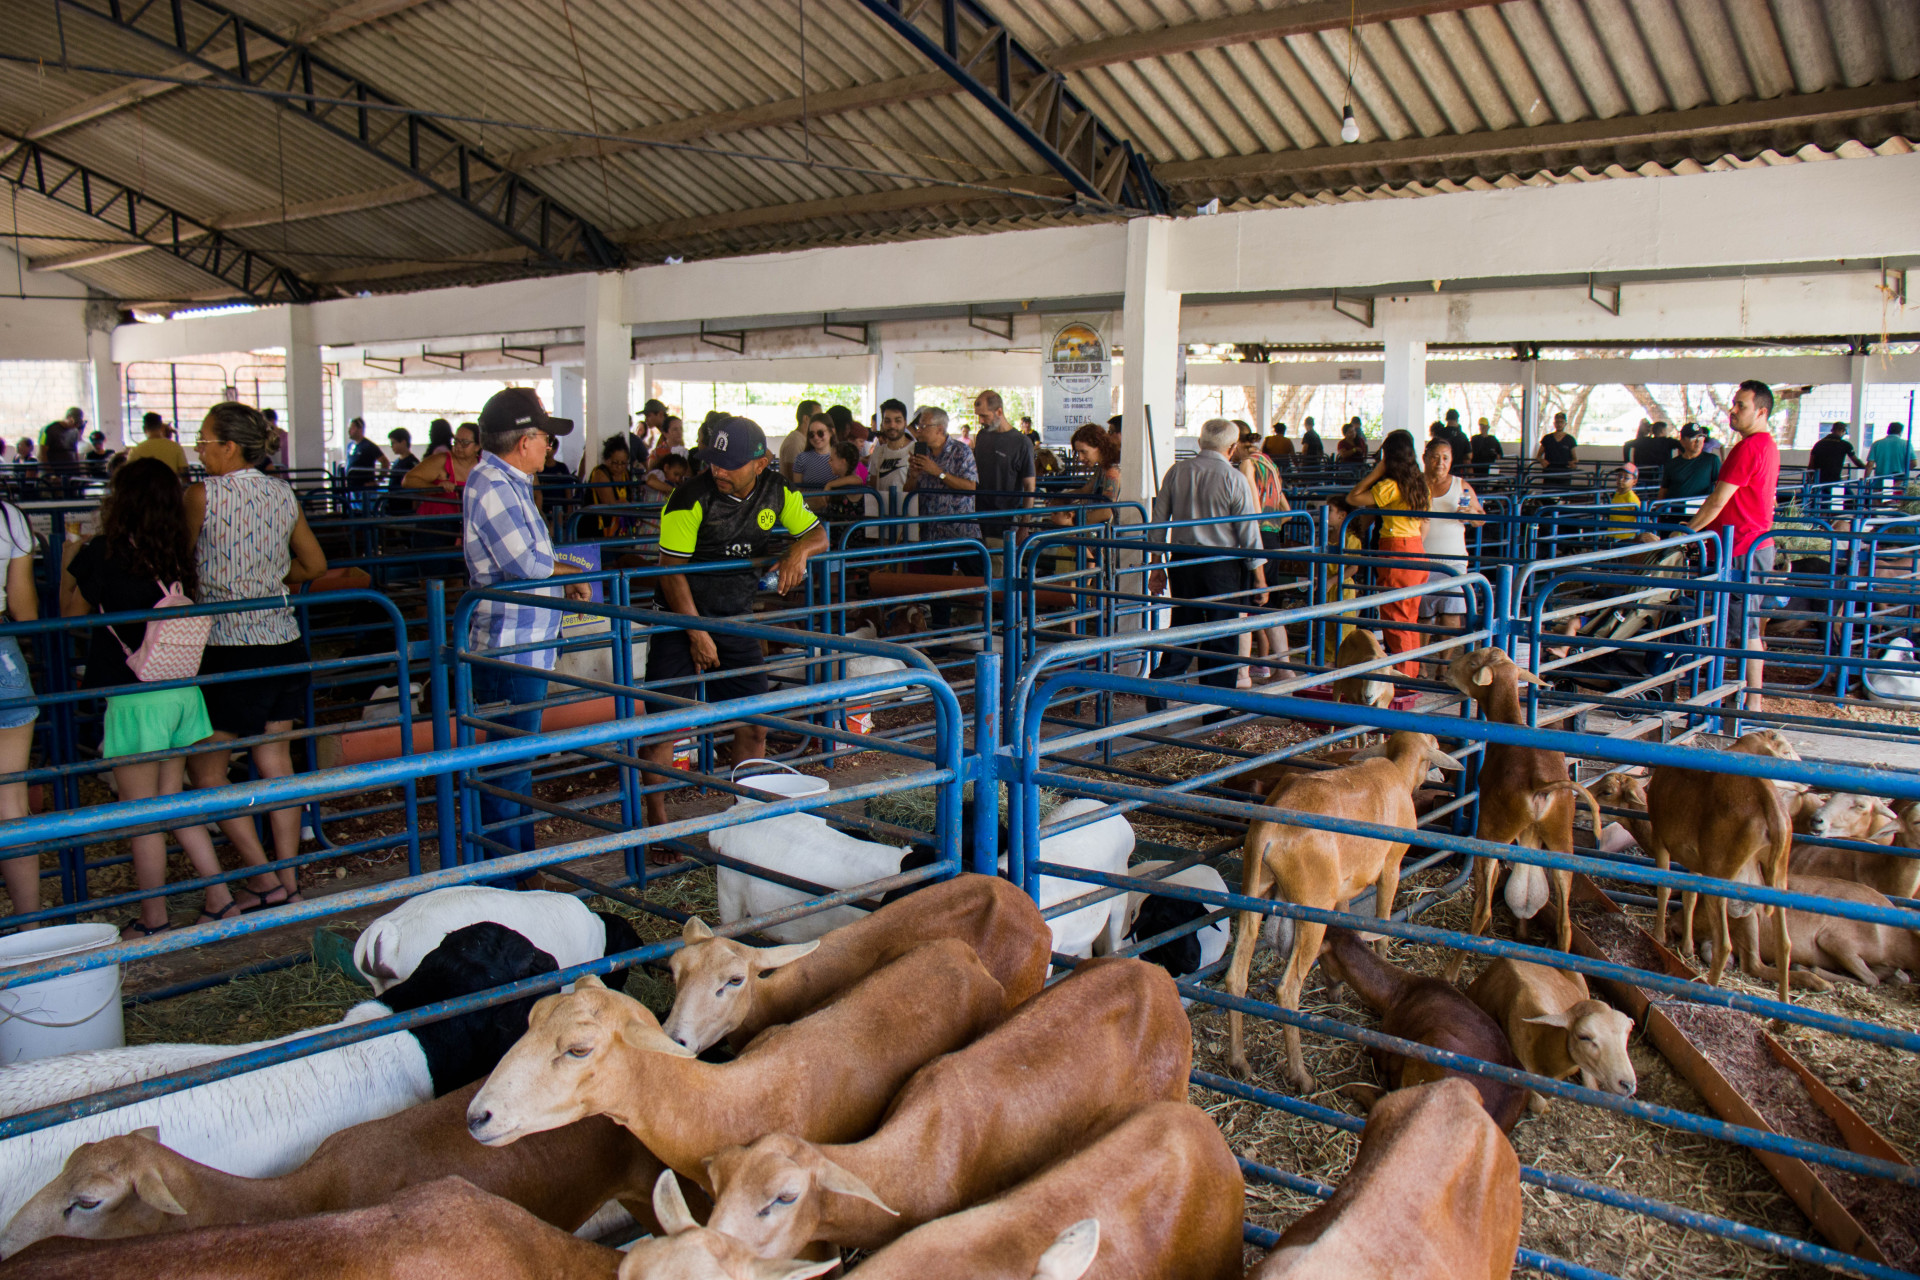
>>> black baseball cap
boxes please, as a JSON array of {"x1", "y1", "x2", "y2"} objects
[
  {"x1": 1680, "y1": 423, "x2": 1705, "y2": 439},
  {"x1": 478, "y1": 386, "x2": 572, "y2": 437},
  {"x1": 642, "y1": 398, "x2": 668, "y2": 416},
  {"x1": 700, "y1": 415, "x2": 768, "y2": 470}
]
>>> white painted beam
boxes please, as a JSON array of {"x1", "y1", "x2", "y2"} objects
[
  {"x1": 285, "y1": 307, "x2": 326, "y2": 472},
  {"x1": 1382, "y1": 328, "x2": 1426, "y2": 436},
  {"x1": 1170, "y1": 152, "x2": 1920, "y2": 295},
  {"x1": 87, "y1": 328, "x2": 123, "y2": 448},
  {"x1": 583, "y1": 273, "x2": 630, "y2": 464}
]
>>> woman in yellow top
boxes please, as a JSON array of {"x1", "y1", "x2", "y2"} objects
[{"x1": 1345, "y1": 428, "x2": 1430, "y2": 676}]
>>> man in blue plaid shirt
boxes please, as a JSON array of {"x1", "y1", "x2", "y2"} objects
[{"x1": 464, "y1": 387, "x2": 590, "y2": 878}]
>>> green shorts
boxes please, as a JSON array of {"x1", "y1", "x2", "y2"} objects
[{"x1": 102, "y1": 686, "x2": 214, "y2": 759}]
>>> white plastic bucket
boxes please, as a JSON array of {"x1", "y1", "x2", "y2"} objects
[
  {"x1": 0, "y1": 923, "x2": 126, "y2": 1065},
  {"x1": 730, "y1": 760, "x2": 829, "y2": 807}
]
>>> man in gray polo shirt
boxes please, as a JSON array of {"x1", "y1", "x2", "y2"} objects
[{"x1": 1145, "y1": 417, "x2": 1267, "y2": 708}]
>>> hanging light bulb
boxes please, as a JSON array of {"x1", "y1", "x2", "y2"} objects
[{"x1": 1340, "y1": 104, "x2": 1360, "y2": 144}]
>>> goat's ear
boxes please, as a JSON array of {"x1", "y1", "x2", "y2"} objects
[
  {"x1": 1524, "y1": 1011, "x2": 1576, "y2": 1030},
  {"x1": 1473, "y1": 664, "x2": 1494, "y2": 686},
  {"x1": 1427, "y1": 748, "x2": 1467, "y2": 772},
  {"x1": 1514, "y1": 667, "x2": 1547, "y2": 687},
  {"x1": 133, "y1": 1165, "x2": 187, "y2": 1216},
  {"x1": 1348, "y1": 744, "x2": 1386, "y2": 761},
  {"x1": 1032, "y1": 1219, "x2": 1101, "y2": 1280},
  {"x1": 653, "y1": 1169, "x2": 701, "y2": 1236},
  {"x1": 754, "y1": 940, "x2": 820, "y2": 973},
  {"x1": 574, "y1": 972, "x2": 607, "y2": 992},
  {"x1": 131, "y1": 1126, "x2": 161, "y2": 1143},
  {"x1": 812, "y1": 1157, "x2": 898, "y2": 1215},
  {"x1": 682, "y1": 916, "x2": 715, "y2": 943},
  {"x1": 620, "y1": 1014, "x2": 694, "y2": 1057}
]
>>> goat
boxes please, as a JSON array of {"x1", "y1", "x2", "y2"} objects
[
  {"x1": 1792, "y1": 798, "x2": 1920, "y2": 900},
  {"x1": 662, "y1": 873, "x2": 1050, "y2": 1055},
  {"x1": 1118, "y1": 861, "x2": 1236, "y2": 987},
  {"x1": 1317, "y1": 929, "x2": 1525, "y2": 1132},
  {"x1": 702, "y1": 957, "x2": 1190, "y2": 1258},
  {"x1": 0, "y1": 1079, "x2": 675, "y2": 1256},
  {"x1": 1442, "y1": 649, "x2": 1604, "y2": 979},
  {"x1": 354, "y1": 683, "x2": 422, "y2": 722},
  {"x1": 549, "y1": 618, "x2": 649, "y2": 698},
  {"x1": 352, "y1": 886, "x2": 642, "y2": 995},
  {"x1": 0, "y1": 1177, "x2": 619, "y2": 1280},
  {"x1": 1226, "y1": 731, "x2": 1465, "y2": 1090},
  {"x1": 710, "y1": 803, "x2": 918, "y2": 944},
  {"x1": 1248, "y1": 1078, "x2": 1521, "y2": 1280},
  {"x1": 1331, "y1": 628, "x2": 1394, "y2": 709},
  {"x1": 1464, "y1": 959, "x2": 1635, "y2": 1114},
  {"x1": 468, "y1": 939, "x2": 1007, "y2": 1190},
  {"x1": 0, "y1": 923, "x2": 554, "y2": 1230},
  {"x1": 625, "y1": 1101, "x2": 1243, "y2": 1280},
  {"x1": 1002, "y1": 798, "x2": 1137, "y2": 960},
  {"x1": 1675, "y1": 874, "x2": 1919, "y2": 991},
  {"x1": 1643, "y1": 732, "x2": 1795, "y2": 1002}
]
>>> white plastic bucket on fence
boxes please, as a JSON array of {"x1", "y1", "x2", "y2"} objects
[
  {"x1": 730, "y1": 760, "x2": 829, "y2": 809},
  {"x1": 0, "y1": 923, "x2": 126, "y2": 1065}
]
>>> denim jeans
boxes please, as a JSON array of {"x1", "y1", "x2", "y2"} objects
[{"x1": 471, "y1": 662, "x2": 550, "y2": 868}]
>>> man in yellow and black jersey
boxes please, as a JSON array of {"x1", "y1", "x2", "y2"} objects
[{"x1": 643, "y1": 415, "x2": 827, "y2": 829}]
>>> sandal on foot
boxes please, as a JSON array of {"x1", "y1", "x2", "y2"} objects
[
  {"x1": 120, "y1": 918, "x2": 175, "y2": 941},
  {"x1": 236, "y1": 885, "x2": 298, "y2": 913},
  {"x1": 194, "y1": 900, "x2": 242, "y2": 926}
]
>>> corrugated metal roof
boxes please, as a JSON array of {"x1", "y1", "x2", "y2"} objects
[{"x1": 2, "y1": 0, "x2": 1913, "y2": 303}]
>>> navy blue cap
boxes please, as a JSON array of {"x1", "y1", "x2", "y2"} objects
[{"x1": 699, "y1": 416, "x2": 767, "y2": 469}]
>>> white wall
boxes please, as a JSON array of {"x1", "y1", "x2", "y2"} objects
[{"x1": 0, "y1": 245, "x2": 90, "y2": 362}]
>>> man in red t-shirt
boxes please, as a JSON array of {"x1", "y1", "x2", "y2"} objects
[{"x1": 1687, "y1": 380, "x2": 1779, "y2": 711}]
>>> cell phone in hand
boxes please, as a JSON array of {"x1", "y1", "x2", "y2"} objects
[{"x1": 913, "y1": 441, "x2": 933, "y2": 458}]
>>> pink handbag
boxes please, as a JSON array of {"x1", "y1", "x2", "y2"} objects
[{"x1": 109, "y1": 580, "x2": 213, "y2": 682}]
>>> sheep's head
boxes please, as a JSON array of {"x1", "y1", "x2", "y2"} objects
[
  {"x1": 0, "y1": 1129, "x2": 185, "y2": 1257},
  {"x1": 663, "y1": 918, "x2": 819, "y2": 1055},
  {"x1": 1588, "y1": 771, "x2": 1648, "y2": 812},
  {"x1": 706, "y1": 1135, "x2": 896, "y2": 1261},
  {"x1": 1527, "y1": 1000, "x2": 1637, "y2": 1099},
  {"x1": 466, "y1": 974, "x2": 690, "y2": 1146},
  {"x1": 1444, "y1": 648, "x2": 1543, "y2": 699},
  {"x1": 617, "y1": 1171, "x2": 839, "y2": 1280},
  {"x1": 1807, "y1": 792, "x2": 1899, "y2": 842},
  {"x1": 1353, "y1": 732, "x2": 1464, "y2": 784}
]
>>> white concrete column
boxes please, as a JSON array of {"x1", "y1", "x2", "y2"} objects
[
  {"x1": 1120, "y1": 217, "x2": 1179, "y2": 507},
  {"x1": 868, "y1": 341, "x2": 915, "y2": 420},
  {"x1": 583, "y1": 272, "x2": 630, "y2": 462},
  {"x1": 1381, "y1": 321, "x2": 1427, "y2": 438},
  {"x1": 550, "y1": 364, "x2": 585, "y2": 468},
  {"x1": 1519, "y1": 358, "x2": 1540, "y2": 457},
  {"x1": 1255, "y1": 364, "x2": 1273, "y2": 433},
  {"x1": 284, "y1": 305, "x2": 326, "y2": 473},
  {"x1": 86, "y1": 329, "x2": 123, "y2": 449},
  {"x1": 336, "y1": 379, "x2": 365, "y2": 455},
  {"x1": 1850, "y1": 350, "x2": 1869, "y2": 451}
]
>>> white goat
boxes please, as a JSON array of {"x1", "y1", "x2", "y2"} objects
[
  {"x1": 548, "y1": 618, "x2": 649, "y2": 697},
  {"x1": 355, "y1": 683, "x2": 423, "y2": 722},
  {"x1": 352, "y1": 887, "x2": 637, "y2": 996},
  {"x1": 1113, "y1": 860, "x2": 1236, "y2": 985},
  {"x1": 710, "y1": 804, "x2": 913, "y2": 944},
  {"x1": 1864, "y1": 635, "x2": 1920, "y2": 702},
  {"x1": 1004, "y1": 798, "x2": 1136, "y2": 959}
]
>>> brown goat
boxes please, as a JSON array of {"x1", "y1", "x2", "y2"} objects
[
  {"x1": 1442, "y1": 649, "x2": 1603, "y2": 979},
  {"x1": 466, "y1": 939, "x2": 1006, "y2": 1190},
  {"x1": 1464, "y1": 959, "x2": 1636, "y2": 1114},
  {"x1": 1318, "y1": 929, "x2": 1526, "y2": 1132},
  {"x1": 661, "y1": 873, "x2": 1051, "y2": 1055},
  {"x1": 1331, "y1": 628, "x2": 1394, "y2": 709},
  {"x1": 1675, "y1": 874, "x2": 1919, "y2": 990},
  {"x1": 623, "y1": 1102, "x2": 1244, "y2": 1280},
  {"x1": 1248, "y1": 1079, "x2": 1521, "y2": 1280},
  {"x1": 701, "y1": 957, "x2": 1191, "y2": 1258},
  {"x1": 1792, "y1": 797, "x2": 1920, "y2": 900},
  {"x1": 0, "y1": 1081, "x2": 672, "y2": 1257},
  {"x1": 0, "y1": 1177, "x2": 620, "y2": 1280},
  {"x1": 1227, "y1": 731, "x2": 1465, "y2": 1090},
  {"x1": 1643, "y1": 732, "x2": 1795, "y2": 1002}
]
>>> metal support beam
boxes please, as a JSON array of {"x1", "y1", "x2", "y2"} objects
[
  {"x1": 55, "y1": 0, "x2": 623, "y2": 271},
  {"x1": 822, "y1": 315, "x2": 870, "y2": 345},
  {"x1": 1587, "y1": 274, "x2": 1622, "y2": 317},
  {"x1": 1330, "y1": 289, "x2": 1375, "y2": 329},
  {"x1": 698, "y1": 322, "x2": 746, "y2": 355},
  {"x1": 854, "y1": 0, "x2": 1166, "y2": 214},
  {"x1": 0, "y1": 135, "x2": 310, "y2": 303}
]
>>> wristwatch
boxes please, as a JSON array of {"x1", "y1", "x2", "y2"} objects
[{"x1": 937, "y1": 471, "x2": 947, "y2": 483}]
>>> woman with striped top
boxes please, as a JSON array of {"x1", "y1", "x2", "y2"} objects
[{"x1": 184, "y1": 403, "x2": 328, "y2": 911}]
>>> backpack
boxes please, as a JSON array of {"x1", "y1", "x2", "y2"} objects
[{"x1": 110, "y1": 580, "x2": 212, "y2": 682}]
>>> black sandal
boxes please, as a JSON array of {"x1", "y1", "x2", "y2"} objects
[
  {"x1": 195, "y1": 900, "x2": 242, "y2": 926},
  {"x1": 237, "y1": 885, "x2": 305, "y2": 913},
  {"x1": 119, "y1": 918, "x2": 175, "y2": 941}
]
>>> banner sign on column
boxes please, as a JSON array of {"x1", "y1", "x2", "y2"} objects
[{"x1": 1041, "y1": 316, "x2": 1113, "y2": 446}]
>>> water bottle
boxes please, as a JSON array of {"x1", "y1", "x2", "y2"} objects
[{"x1": 758, "y1": 566, "x2": 781, "y2": 592}]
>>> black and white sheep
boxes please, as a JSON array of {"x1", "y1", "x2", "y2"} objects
[{"x1": 352, "y1": 886, "x2": 640, "y2": 995}]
